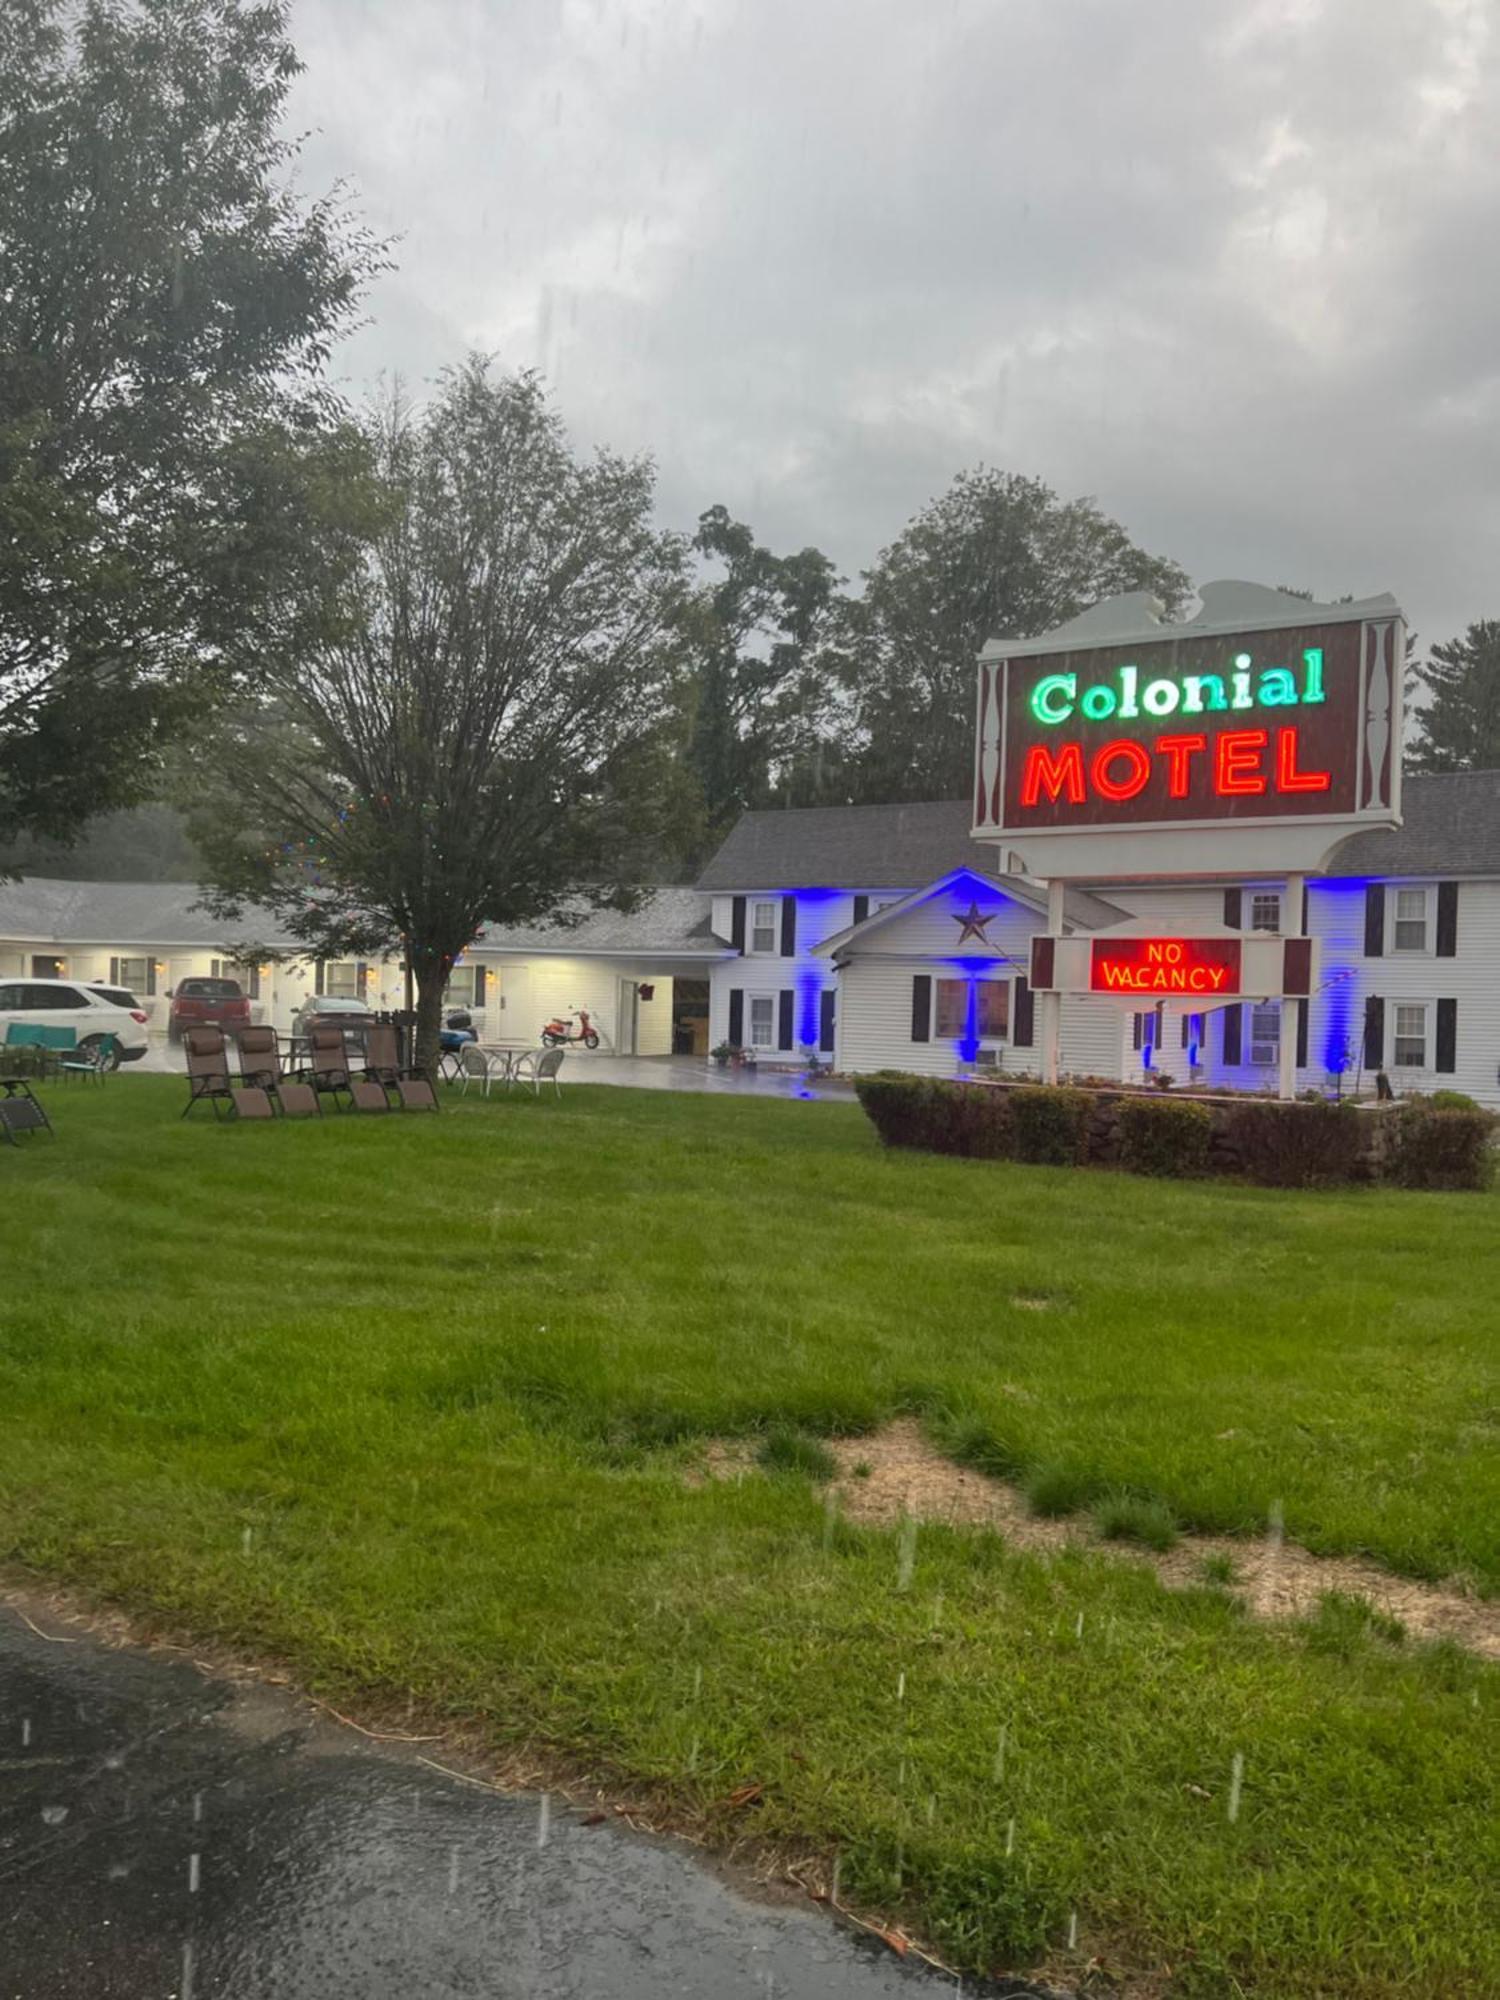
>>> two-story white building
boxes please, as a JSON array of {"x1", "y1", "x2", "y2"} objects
[{"x1": 696, "y1": 773, "x2": 1500, "y2": 1104}]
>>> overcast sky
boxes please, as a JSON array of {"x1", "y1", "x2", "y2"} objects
[{"x1": 286, "y1": 0, "x2": 1496, "y2": 648}]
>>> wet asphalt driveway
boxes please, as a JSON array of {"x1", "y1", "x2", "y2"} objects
[{"x1": 0, "y1": 1603, "x2": 1017, "y2": 1999}]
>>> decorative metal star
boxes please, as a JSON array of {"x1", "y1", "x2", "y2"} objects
[{"x1": 954, "y1": 901, "x2": 993, "y2": 945}]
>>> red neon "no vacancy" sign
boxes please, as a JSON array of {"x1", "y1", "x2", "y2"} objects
[{"x1": 1089, "y1": 937, "x2": 1242, "y2": 996}]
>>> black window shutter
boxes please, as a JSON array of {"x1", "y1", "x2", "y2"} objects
[
  {"x1": 145, "y1": 960, "x2": 157, "y2": 997},
  {"x1": 1012, "y1": 976, "x2": 1034, "y2": 1047},
  {"x1": 1295, "y1": 998, "x2": 1308, "y2": 1069},
  {"x1": 1300, "y1": 882, "x2": 1309, "y2": 933},
  {"x1": 1180, "y1": 1012, "x2": 1191, "y2": 1049},
  {"x1": 780, "y1": 896, "x2": 796, "y2": 956},
  {"x1": 728, "y1": 989, "x2": 744, "y2": 1044},
  {"x1": 1364, "y1": 884, "x2": 1385, "y2": 957},
  {"x1": 911, "y1": 975, "x2": 931, "y2": 1043},
  {"x1": 1223, "y1": 888, "x2": 1242, "y2": 928},
  {"x1": 1436, "y1": 881, "x2": 1458, "y2": 958},
  {"x1": 315, "y1": 959, "x2": 325, "y2": 995},
  {"x1": 730, "y1": 897, "x2": 746, "y2": 952},
  {"x1": 852, "y1": 894, "x2": 869, "y2": 926},
  {"x1": 474, "y1": 965, "x2": 487, "y2": 1008},
  {"x1": 357, "y1": 961, "x2": 369, "y2": 1001},
  {"x1": 1132, "y1": 1011, "x2": 1144, "y2": 1052},
  {"x1": 246, "y1": 964, "x2": 259, "y2": 1000},
  {"x1": 777, "y1": 989, "x2": 794, "y2": 1050},
  {"x1": 1435, "y1": 998, "x2": 1457, "y2": 1073},
  {"x1": 1223, "y1": 1004, "x2": 1243, "y2": 1065},
  {"x1": 1363, "y1": 995, "x2": 1384, "y2": 1068},
  {"x1": 818, "y1": 987, "x2": 836, "y2": 1052},
  {"x1": 109, "y1": 956, "x2": 119, "y2": 984}
]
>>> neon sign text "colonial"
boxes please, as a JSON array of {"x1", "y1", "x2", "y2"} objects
[
  {"x1": 1030, "y1": 648, "x2": 1325, "y2": 727},
  {"x1": 1089, "y1": 937, "x2": 1242, "y2": 996}
]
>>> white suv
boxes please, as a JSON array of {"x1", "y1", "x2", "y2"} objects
[{"x1": 0, "y1": 977, "x2": 151, "y2": 1068}]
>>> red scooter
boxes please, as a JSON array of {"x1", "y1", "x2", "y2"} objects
[{"x1": 540, "y1": 1008, "x2": 601, "y2": 1050}]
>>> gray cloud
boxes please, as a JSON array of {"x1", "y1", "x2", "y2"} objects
[{"x1": 288, "y1": 0, "x2": 1498, "y2": 644}]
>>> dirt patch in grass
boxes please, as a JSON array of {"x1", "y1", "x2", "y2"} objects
[{"x1": 692, "y1": 1420, "x2": 1500, "y2": 1662}]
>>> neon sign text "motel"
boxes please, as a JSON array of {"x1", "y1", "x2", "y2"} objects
[{"x1": 1020, "y1": 647, "x2": 1331, "y2": 808}]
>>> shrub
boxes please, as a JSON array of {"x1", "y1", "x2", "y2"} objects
[
  {"x1": 1116, "y1": 1095, "x2": 1213, "y2": 1178},
  {"x1": 1430, "y1": 1089, "x2": 1481, "y2": 1112},
  {"x1": 1008, "y1": 1085, "x2": 1092, "y2": 1167},
  {"x1": 757, "y1": 1427, "x2": 838, "y2": 1481},
  {"x1": 1389, "y1": 1105, "x2": 1495, "y2": 1192},
  {"x1": 854, "y1": 1074, "x2": 1014, "y2": 1159},
  {"x1": 1225, "y1": 1099, "x2": 1368, "y2": 1187},
  {"x1": 1093, "y1": 1491, "x2": 1180, "y2": 1552}
]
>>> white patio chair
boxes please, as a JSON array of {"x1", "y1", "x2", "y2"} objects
[
  {"x1": 458, "y1": 1044, "x2": 506, "y2": 1096},
  {"x1": 510, "y1": 1046, "x2": 565, "y2": 1099}
]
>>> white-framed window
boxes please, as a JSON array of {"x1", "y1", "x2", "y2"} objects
[
  {"x1": 1248, "y1": 1002, "x2": 1281, "y2": 1065},
  {"x1": 444, "y1": 965, "x2": 478, "y2": 1007},
  {"x1": 935, "y1": 978, "x2": 1008, "y2": 1040},
  {"x1": 113, "y1": 956, "x2": 150, "y2": 992},
  {"x1": 750, "y1": 901, "x2": 778, "y2": 953},
  {"x1": 324, "y1": 961, "x2": 361, "y2": 999},
  {"x1": 1249, "y1": 892, "x2": 1281, "y2": 934},
  {"x1": 748, "y1": 995, "x2": 775, "y2": 1048},
  {"x1": 1392, "y1": 887, "x2": 1430, "y2": 953},
  {"x1": 1393, "y1": 1002, "x2": 1428, "y2": 1068}
]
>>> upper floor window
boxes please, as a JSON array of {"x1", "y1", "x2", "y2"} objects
[
  {"x1": 1249, "y1": 893, "x2": 1281, "y2": 934},
  {"x1": 750, "y1": 900, "x2": 778, "y2": 953},
  {"x1": 1392, "y1": 888, "x2": 1429, "y2": 953}
]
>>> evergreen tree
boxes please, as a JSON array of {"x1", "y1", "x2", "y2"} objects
[{"x1": 1407, "y1": 621, "x2": 1500, "y2": 773}]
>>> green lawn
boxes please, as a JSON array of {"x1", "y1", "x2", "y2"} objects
[{"x1": 2, "y1": 1078, "x2": 1496, "y2": 1995}]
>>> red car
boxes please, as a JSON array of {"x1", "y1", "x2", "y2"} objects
[{"x1": 168, "y1": 976, "x2": 252, "y2": 1043}]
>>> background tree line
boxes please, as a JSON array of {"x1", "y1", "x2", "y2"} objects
[{"x1": 2, "y1": 2, "x2": 1495, "y2": 1061}]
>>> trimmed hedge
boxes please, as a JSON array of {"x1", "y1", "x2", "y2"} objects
[
  {"x1": 854, "y1": 1073, "x2": 1013, "y2": 1159},
  {"x1": 854, "y1": 1072, "x2": 1495, "y2": 1192},
  {"x1": 1008, "y1": 1085, "x2": 1091, "y2": 1166},
  {"x1": 1390, "y1": 1105, "x2": 1496, "y2": 1192},
  {"x1": 1116, "y1": 1095, "x2": 1213, "y2": 1178},
  {"x1": 1223, "y1": 1100, "x2": 1368, "y2": 1189}
]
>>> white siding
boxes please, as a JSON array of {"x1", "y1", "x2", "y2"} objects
[{"x1": 708, "y1": 890, "x2": 908, "y2": 1055}]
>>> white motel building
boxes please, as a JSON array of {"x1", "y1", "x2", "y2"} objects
[{"x1": 1, "y1": 587, "x2": 1495, "y2": 1105}]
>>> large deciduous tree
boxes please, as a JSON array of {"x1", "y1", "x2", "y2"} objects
[
  {"x1": 1406, "y1": 621, "x2": 1500, "y2": 773},
  {"x1": 193, "y1": 361, "x2": 686, "y2": 1077},
  {"x1": 837, "y1": 469, "x2": 1191, "y2": 801},
  {"x1": 675, "y1": 507, "x2": 846, "y2": 861},
  {"x1": 0, "y1": 0, "x2": 382, "y2": 843}
]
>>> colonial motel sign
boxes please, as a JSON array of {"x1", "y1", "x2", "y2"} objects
[{"x1": 971, "y1": 581, "x2": 1405, "y2": 1094}]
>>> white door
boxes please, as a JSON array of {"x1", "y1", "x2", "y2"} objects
[{"x1": 616, "y1": 978, "x2": 639, "y2": 1056}]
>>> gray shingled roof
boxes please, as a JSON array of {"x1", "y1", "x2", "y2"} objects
[
  {"x1": 695, "y1": 799, "x2": 1126, "y2": 926},
  {"x1": 0, "y1": 878, "x2": 283, "y2": 946},
  {"x1": 696, "y1": 799, "x2": 1009, "y2": 892},
  {"x1": 1324, "y1": 770, "x2": 1500, "y2": 877},
  {"x1": 475, "y1": 887, "x2": 725, "y2": 956}
]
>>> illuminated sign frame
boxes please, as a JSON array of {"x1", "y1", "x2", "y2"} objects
[
  {"x1": 1030, "y1": 930, "x2": 1315, "y2": 1003},
  {"x1": 973, "y1": 582, "x2": 1404, "y2": 878},
  {"x1": 1088, "y1": 936, "x2": 1241, "y2": 997}
]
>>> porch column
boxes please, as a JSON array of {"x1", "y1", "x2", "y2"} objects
[
  {"x1": 1041, "y1": 878, "x2": 1065, "y2": 1085},
  {"x1": 1278, "y1": 873, "x2": 1304, "y2": 1102}
]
